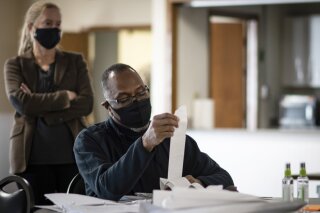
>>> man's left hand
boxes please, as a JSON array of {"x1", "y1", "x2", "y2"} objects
[{"x1": 185, "y1": 175, "x2": 203, "y2": 186}]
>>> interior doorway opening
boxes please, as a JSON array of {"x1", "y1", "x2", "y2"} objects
[{"x1": 209, "y1": 15, "x2": 258, "y2": 129}]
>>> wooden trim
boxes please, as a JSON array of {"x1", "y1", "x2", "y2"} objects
[
  {"x1": 169, "y1": 0, "x2": 191, "y2": 3},
  {"x1": 207, "y1": 12, "x2": 213, "y2": 98},
  {"x1": 208, "y1": 10, "x2": 259, "y2": 20},
  {"x1": 170, "y1": 3, "x2": 178, "y2": 113},
  {"x1": 82, "y1": 25, "x2": 151, "y2": 33}
]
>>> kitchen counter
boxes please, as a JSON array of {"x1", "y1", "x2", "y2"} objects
[{"x1": 186, "y1": 128, "x2": 320, "y2": 198}]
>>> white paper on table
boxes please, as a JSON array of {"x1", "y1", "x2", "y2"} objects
[
  {"x1": 152, "y1": 188, "x2": 304, "y2": 213},
  {"x1": 152, "y1": 190, "x2": 172, "y2": 207},
  {"x1": 64, "y1": 203, "x2": 140, "y2": 213},
  {"x1": 161, "y1": 188, "x2": 265, "y2": 210},
  {"x1": 44, "y1": 193, "x2": 117, "y2": 207},
  {"x1": 42, "y1": 193, "x2": 147, "y2": 213},
  {"x1": 154, "y1": 186, "x2": 224, "y2": 208},
  {"x1": 34, "y1": 205, "x2": 63, "y2": 212}
]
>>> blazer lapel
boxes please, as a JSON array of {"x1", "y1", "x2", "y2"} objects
[
  {"x1": 21, "y1": 51, "x2": 38, "y2": 92},
  {"x1": 54, "y1": 50, "x2": 68, "y2": 86}
]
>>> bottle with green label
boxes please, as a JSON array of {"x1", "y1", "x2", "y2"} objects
[
  {"x1": 282, "y1": 163, "x2": 294, "y2": 201},
  {"x1": 297, "y1": 162, "x2": 309, "y2": 203}
]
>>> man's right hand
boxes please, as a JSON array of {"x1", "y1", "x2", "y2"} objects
[{"x1": 142, "y1": 113, "x2": 179, "y2": 152}]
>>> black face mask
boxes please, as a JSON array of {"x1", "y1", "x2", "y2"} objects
[
  {"x1": 34, "y1": 28, "x2": 61, "y2": 49},
  {"x1": 112, "y1": 98, "x2": 152, "y2": 129}
]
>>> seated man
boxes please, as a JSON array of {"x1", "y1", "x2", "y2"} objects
[{"x1": 74, "y1": 63, "x2": 235, "y2": 201}]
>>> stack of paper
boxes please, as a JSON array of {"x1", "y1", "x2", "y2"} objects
[
  {"x1": 36, "y1": 193, "x2": 141, "y2": 213},
  {"x1": 154, "y1": 187, "x2": 263, "y2": 209},
  {"x1": 151, "y1": 188, "x2": 305, "y2": 213}
]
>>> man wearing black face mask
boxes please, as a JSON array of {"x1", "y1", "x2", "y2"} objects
[{"x1": 74, "y1": 63, "x2": 236, "y2": 201}]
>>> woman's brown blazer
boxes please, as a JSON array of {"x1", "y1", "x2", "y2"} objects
[{"x1": 4, "y1": 50, "x2": 94, "y2": 174}]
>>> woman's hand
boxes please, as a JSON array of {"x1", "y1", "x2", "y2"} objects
[
  {"x1": 67, "y1": 90, "x2": 77, "y2": 101},
  {"x1": 20, "y1": 83, "x2": 31, "y2": 94},
  {"x1": 20, "y1": 83, "x2": 77, "y2": 102}
]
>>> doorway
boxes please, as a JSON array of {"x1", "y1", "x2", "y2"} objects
[
  {"x1": 210, "y1": 16, "x2": 245, "y2": 128},
  {"x1": 210, "y1": 16, "x2": 258, "y2": 129}
]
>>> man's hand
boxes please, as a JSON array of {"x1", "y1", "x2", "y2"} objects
[
  {"x1": 185, "y1": 175, "x2": 203, "y2": 186},
  {"x1": 225, "y1": 185, "x2": 238, "y2": 192},
  {"x1": 142, "y1": 113, "x2": 179, "y2": 152}
]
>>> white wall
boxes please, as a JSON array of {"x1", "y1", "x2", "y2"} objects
[
  {"x1": 35, "y1": 0, "x2": 151, "y2": 32},
  {"x1": 177, "y1": 7, "x2": 209, "y2": 123},
  {"x1": 92, "y1": 31, "x2": 118, "y2": 123},
  {"x1": 0, "y1": 114, "x2": 13, "y2": 179},
  {"x1": 0, "y1": 0, "x2": 20, "y2": 112},
  {"x1": 259, "y1": 6, "x2": 282, "y2": 128},
  {"x1": 189, "y1": 129, "x2": 320, "y2": 198},
  {"x1": 0, "y1": 0, "x2": 20, "y2": 179},
  {"x1": 118, "y1": 29, "x2": 152, "y2": 86}
]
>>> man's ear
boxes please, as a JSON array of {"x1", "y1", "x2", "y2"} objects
[
  {"x1": 103, "y1": 102, "x2": 117, "y2": 120},
  {"x1": 102, "y1": 100, "x2": 115, "y2": 116}
]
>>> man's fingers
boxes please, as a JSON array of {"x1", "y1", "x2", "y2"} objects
[
  {"x1": 152, "y1": 117, "x2": 179, "y2": 128},
  {"x1": 153, "y1": 113, "x2": 179, "y2": 121},
  {"x1": 156, "y1": 132, "x2": 175, "y2": 143},
  {"x1": 143, "y1": 113, "x2": 181, "y2": 150},
  {"x1": 185, "y1": 175, "x2": 195, "y2": 183},
  {"x1": 154, "y1": 125, "x2": 175, "y2": 134}
]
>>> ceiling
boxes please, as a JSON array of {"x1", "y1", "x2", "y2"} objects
[{"x1": 188, "y1": 0, "x2": 320, "y2": 7}]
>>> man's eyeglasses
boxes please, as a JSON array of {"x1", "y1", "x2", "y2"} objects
[{"x1": 106, "y1": 85, "x2": 150, "y2": 107}]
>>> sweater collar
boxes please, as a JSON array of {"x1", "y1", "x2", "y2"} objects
[{"x1": 107, "y1": 118, "x2": 146, "y2": 140}]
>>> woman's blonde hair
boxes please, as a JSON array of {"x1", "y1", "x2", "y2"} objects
[{"x1": 18, "y1": 1, "x2": 60, "y2": 56}]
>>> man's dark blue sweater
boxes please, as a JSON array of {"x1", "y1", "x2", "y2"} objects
[{"x1": 74, "y1": 118, "x2": 234, "y2": 201}]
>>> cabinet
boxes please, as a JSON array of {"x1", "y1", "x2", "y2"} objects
[{"x1": 283, "y1": 15, "x2": 320, "y2": 88}]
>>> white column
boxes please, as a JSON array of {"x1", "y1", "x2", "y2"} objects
[
  {"x1": 246, "y1": 20, "x2": 258, "y2": 131},
  {"x1": 151, "y1": 0, "x2": 172, "y2": 114}
]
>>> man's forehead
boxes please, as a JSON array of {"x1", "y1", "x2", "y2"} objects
[
  {"x1": 108, "y1": 68, "x2": 140, "y2": 82},
  {"x1": 106, "y1": 69, "x2": 143, "y2": 93}
]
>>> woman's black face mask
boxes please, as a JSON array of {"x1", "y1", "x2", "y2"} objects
[
  {"x1": 111, "y1": 98, "x2": 152, "y2": 128},
  {"x1": 34, "y1": 28, "x2": 61, "y2": 49}
]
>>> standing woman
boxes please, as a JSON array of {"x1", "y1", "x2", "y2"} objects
[{"x1": 4, "y1": 2, "x2": 93, "y2": 204}]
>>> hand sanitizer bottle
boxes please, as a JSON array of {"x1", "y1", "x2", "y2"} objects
[
  {"x1": 297, "y1": 162, "x2": 309, "y2": 203},
  {"x1": 282, "y1": 163, "x2": 294, "y2": 201}
]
